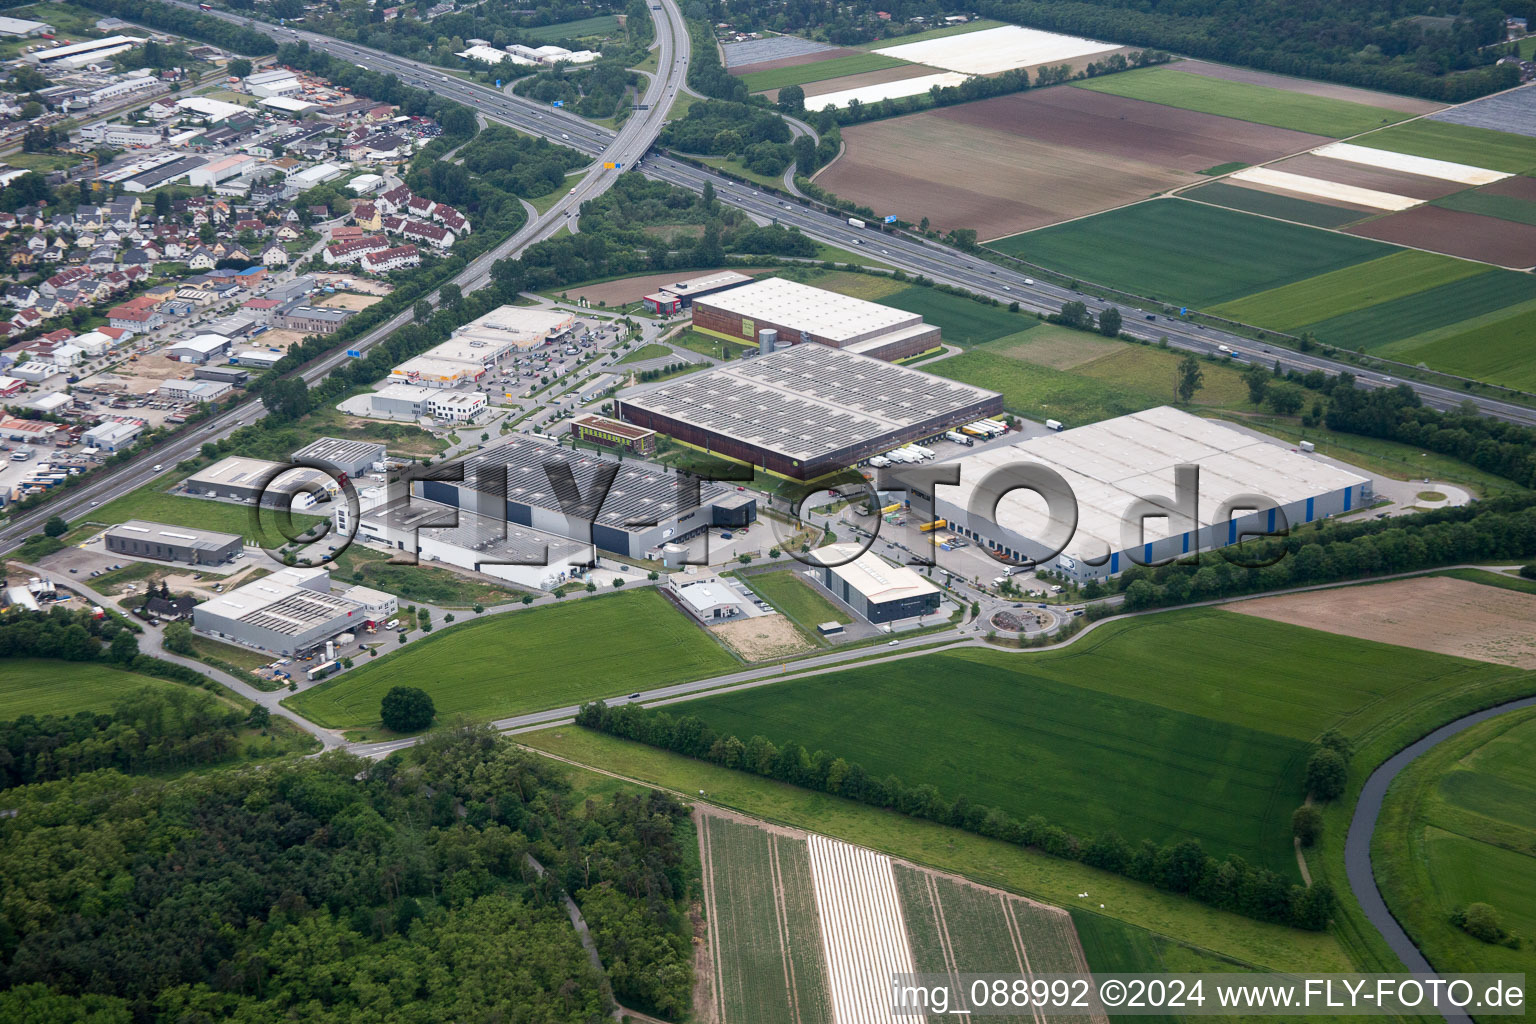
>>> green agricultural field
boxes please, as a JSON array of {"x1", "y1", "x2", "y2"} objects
[
  {"x1": 287, "y1": 589, "x2": 737, "y2": 730},
  {"x1": 672, "y1": 609, "x2": 1530, "y2": 875},
  {"x1": 0, "y1": 660, "x2": 192, "y2": 720},
  {"x1": 740, "y1": 568, "x2": 851, "y2": 634},
  {"x1": 1211, "y1": 250, "x2": 1486, "y2": 332},
  {"x1": 740, "y1": 52, "x2": 911, "y2": 92},
  {"x1": 1352, "y1": 119, "x2": 1536, "y2": 174},
  {"x1": 1373, "y1": 708, "x2": 1536, "y2": 985},
  {"x1": 1432, "y1": 188, "x2": 1536, "y2": 226},
  {"x1": 881, "y1": 286, "x2": 1038, "y2": 347},
  {"x1": 83, "y1": 486, "x2": 323, "y2": 547},
  {"x1": 701, "y1": 816, "x2": 832, "y2": 1024},
  {"x1": 1393, "y1": 302, "x2": 1536, "y2": 391},
  {"x1": 990, "y1": 200, "x2": 1389, "y2": 308},
  {"x1": 781, "y1": 268, "x2": 910, "y2": 301},
  {"x1": 1299, "y1": 269, "x2": 1536, "y2": 353},
  {"x1": 524, "y1": 14, "x2": 620, "y2": 41},
  {"x1": 1182, "y1": 182, "x2": 1369, "y2": 229},
  {"x1": 522, "y1": 725, "x2": 1356, "y2": 973},
  {"x1": 1072, "y1": 67, "x2": 1410, "y2": 137}
]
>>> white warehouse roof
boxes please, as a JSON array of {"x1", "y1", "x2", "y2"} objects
[
  {"x1": 696, "y1": 276, "x2": 920, "y2": 344},
  {"x1": 941, "y1": 406, "x2": 1370, "y2": 563},
  {"x1": 815, "y1": 544, "x2": 940, "y2": 603}
]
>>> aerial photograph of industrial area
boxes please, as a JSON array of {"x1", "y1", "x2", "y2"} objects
[{"x1": 1, "y1": 0, "x2": 1535, "y2": 1020}]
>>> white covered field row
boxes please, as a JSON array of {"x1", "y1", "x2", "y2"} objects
[
  {"x1": 807, "y1": 833, "x2": 918, "y2": 1024},
  {"x1": 1228, "y1": 141, "x2": 1512, "y2": 211}
]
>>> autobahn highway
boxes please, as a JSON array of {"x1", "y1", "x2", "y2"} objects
[{"x1": 176, "y1": 1, "x2": 1536, "y2": 426}]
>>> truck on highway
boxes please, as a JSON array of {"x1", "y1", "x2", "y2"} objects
[
  {"x1": 847, "y1": 217, "x2": 866, "y2": 228},
  {"x1": 199, "y1": 3, "x2": 212, "y2": 9},
  {"x1": 1218, "y1": 344, "x2": 1233, "y2": 355},
  {"x1": 1045, "y1": 419, "x2": 1064, "y2": 431},
  {"x1": 945, "y1": 430, "x2": 974, "y2": 446}
]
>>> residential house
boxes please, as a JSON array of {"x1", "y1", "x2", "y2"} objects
[{"x1": 361, "y1": 244, "x2": 420, "y2": 273}]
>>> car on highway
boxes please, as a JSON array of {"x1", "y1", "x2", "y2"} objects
[{"x1": 152, "y1": 464, "x2": 162, "y2": 471}]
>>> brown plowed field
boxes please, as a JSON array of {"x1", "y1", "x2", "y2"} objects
[
  {"x1": 564, "y1": 268, "x2": 771, "y2": 305},
  {"x1": 813, "y1": 89, "x2": 1329, "y2": 236},
  {"x1": 1228, "y1": 576, "x2": 1536, "y2": 668},
  {"x1": 1169, "y1": 60, "x2": 1446, "y2": 114},
  {"x1": 1268, "y1": 153, "x2": 1464, "y2": 200},
  {"x1": 1479, "y1": 174, "x2": 1536, "y2": 200},
  {"x1": 731, "y1": 47, "x2": 863, "y2": 75},
  {"x1": 1344, "y1": 204, "x2": 1536, "y2": 267}
]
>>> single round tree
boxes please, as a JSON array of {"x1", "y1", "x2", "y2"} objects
[
  {"x1": 380, "y1": 686, "x2": 435, "y2": 732},
  {"x1": 1305, "y1": 748, "x2": 1348, "y2": 801}
]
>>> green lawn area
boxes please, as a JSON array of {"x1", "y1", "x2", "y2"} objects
[
  {"x1": 617, "y1": 343, "x2": 676, "y2": 364},
  {"x1": 739, "y1": 52, "x2": 911, "y2": 92},
  {"x1": 1072, "y1": 67, "x2": 1411, "y2": 137},
  {"x1": 1, "y1": 150, "x2": 85, "y2": 173},
  {"x1": 188, "y1": 634, "x2": 279, "y2": 673},
  {"x1": 1182, "y1": 181, "x2": 1371, "y2": 229},
  {"x1": 669, "y1": 328, "x2": 756, "y2": 360},
  {"x1": 525, "y1": 14, "x2": 621, "y2": 41},
  {"x1": 738, "y1": 568, "x2": 851, "y2": 634},
  {"x1": 1350, "y1": 119, "x2": 1536, "y2": 174},
  {"x1": 1432, "y1": 187, "x2": 1536, "y2": 226},
  {"x1": 989, "y1": 199, "x2": 1390, "y2": 308},
  {"x1": 529, "y1": 172, "x2": 584, "y2": 216},
  {"x1": 327, "y1": 545, "x2": 527, "y2": 608},
  {"x1": 881, "y1": 286, "x2": 1038, "y2": 347},
  {"x1": 0, "y1": 659, "x2": 194, "y2": 719},
  {"x1": 1373, "y1": 707, "x2": 1536, "y2": 986},
  {"x1": 1430, "y1": 567, "x2": 1536, "y2": 595},
  {"x1": 84, "y1": 486, "x2": 323, "y2": 547},
  {"x1": 928, "y1": 348, "x2": 1155, "y2": 424},
  {"x1": 286, "y1": 589, "x2": 737, "y2": 730},
  {"x1": 662, "y1": 609, "x2": 1532, "y2": 876},
  {"x1": 1210, "y1": 250, "x2": 1486, "y2": 332},
  {"x1": 1298, "y1": 268, "x2": 1536, "y2": 353},
  {"x1": 694, "y1": 155, "x2": 787, "y2": 190},
  {"x1": 781, "y1": 268, "x2": 909, "y2": 300},
  {"x1": 520, "y1": 725, "x2": 1355, "y2": 974}
]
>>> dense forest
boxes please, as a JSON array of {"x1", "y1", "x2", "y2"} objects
[
  {"x1": 74, "y1": 0, "x2": 274, "y2": 54},
  {"x1": 514, "y1": 61, "x2": 643, "y2": 121},
  {"x1": 0, "y1": 728, "x2": 696, "y2": 1022}
]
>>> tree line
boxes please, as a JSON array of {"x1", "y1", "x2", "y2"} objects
[
  {"x1": 75, "y1": 0, "x2": 275, "y2": 55},
  {"x1": 0, "y1": 728, "x2": 695, "y2": 1021},
  {"x1": 575, "y1": 700, "x2": 1335, "y2": 930}
]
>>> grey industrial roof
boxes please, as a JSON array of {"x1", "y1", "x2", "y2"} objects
[
  {"x1": 621, "y1": 343, "x2": 1000, "y2": 462},
  {"x1": 292, "y1": 436, "x2": 386, "y2": 468},
  {"x1": 456, "y1": 435, "x2": 730, "y2": 531},
  {"x1": 196, "y1": 567, "x2": 359, "y2": 636},
  {"x1": 369, "y1": 497, "x2": 591, "y2": 563},
  {"x1": 106, "y1": 519, "x2": 242, "y2": 553}
]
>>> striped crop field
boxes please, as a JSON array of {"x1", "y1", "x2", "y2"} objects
[
  {"x1": 699, "y1": 814, "x2": 832, "y2": 1024},
  {"x1": 807, "y1": 833, "x2": 917, "y2": 1024}
]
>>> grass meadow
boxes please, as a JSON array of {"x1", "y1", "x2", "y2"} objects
[
  {"x1": 740, "y1": 568, "x2": 851, "y2": 630},
  {"x1": 524, "y1": 14, "x2": 620, "y2": 41},
  {"x1": 990, "y1": 200, "x2": 1389, "y2": 308},
  {"x1": 1373, "y1": 707, "x2": 1536, "y2": 984},
  {"x1": 286, "y1": 589, "x2": 737, "y2": 730},
  {"x1": 83, "y1": 484, "x2": 323, "y2": 547},
  {"x1": 0, "y1": 660, "x2": 190, "y2": 720},
  {"x1": 664, "y1": 609, "x2": 1531, "y2": 875},
  {"x1": 1072, "y1": 67, "x2": 1412, "y2": 137}
]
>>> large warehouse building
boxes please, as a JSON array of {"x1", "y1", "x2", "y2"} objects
[
  {"x1": 812, "y1": 542, "x2": 942, "y2": 624},
  {"x1": 925, "y1": 406, "x2": 1372, "y2": 582},
  {"x1": 352, "y1": 435, "x2": 756, "y2": 575},
  {"x1": 690, "y1": 277, "x2": 941, "y2": 361},
  {"x1": 104, "y1": 520, "x2": 243, "y2": 566},
  {"x1": 183, "y1": 456, "x2": 342, "y2": 509},
  {"x1": 292, "y1": 437, "x2": 387, "y2": 478},
  {"x1": 616, "y1": 343, "x2": 1002, "y2": 480},
  {"x1": 643, "y1": 270, "x2": 755, "y2": 314},
  {"x1": 192, "y1": 567, "x2": 396, "y2": 656}
]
